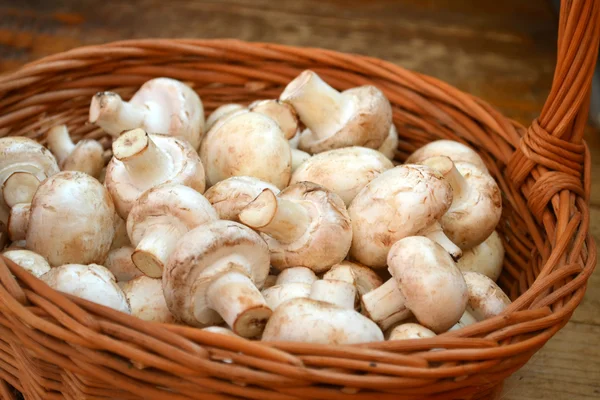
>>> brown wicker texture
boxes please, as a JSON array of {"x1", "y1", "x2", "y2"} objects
[{"x1": 0, "y1": 1, "x2": 598, "y2": 399}]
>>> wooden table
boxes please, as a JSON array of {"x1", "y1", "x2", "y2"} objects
[{"x1": 1, "y1": 1, "x2": 599, "y2": 399}]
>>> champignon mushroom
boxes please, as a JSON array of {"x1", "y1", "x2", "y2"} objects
[
  {"x1": 248, "y1": 99, "x2": 299, "y2": 140},
  {"x1": 348, "y1": 164, "x2": 461, "y2": 268},
  {"x1": 46, "y1": 125, "x2": 105, "y2": 178},
  {"x1": 89, "y1": 77, "x2": 205, "y2": 149},
  {"x1": 9, "y1": 171, "x2": 115, "y2": 267},
  {"x1": 361, "y1": 236, "x2": 468, "y2": 332},
  {"x1": 291, "y1": 146, "x2": 393, "y2": 206},
  {"x1": 2, "y1": 249, "x2": 51, "y2": 278},
  {"x1": 448, "y1": 310, "x2": 478, "y2": 331},
  {"x1": 262, "y1": 297, "x2": 383, "y2": 344},
  {"x1": 309, "y1": 278, "x2": 356, "y2": 310},
  {"x1": 105, "y1": 128, "x2": 205, "y2": 219},
  {"x1": 406, "y1": 140, "x2": 488, "y2": 173},
  {"x1": 127, "y1": 183, "x2": 218, "y2": 278},
  {"x1": 276, "y1": 266, "x2": 318, "y2": 286},
  {"x1": 239, "y1": 182, "x2": 352, "y2": 273},
  {"x1": 200, "y1": 111, "x2": 291, "y2": 189},
  {"x1": 463, "y1": 272, "x2": 511, "y2": 320},
  {"x1": 41, "y1": 263, "x2": 130, "y2": 314},
  {"x1": 7, "y1": 203, "x2": 29, "y2": 241},
  {"x1": 163, "y1": 220, "x2": 271, "y2": 338},
  {"x1": 291, "y1": 149, "x2": 311, "y2": 173},
  {"x1": 389, "y1": 323, "x2": 436, "y2": 340},
  {"x1": 104, "y1": 246, "x2": 143, "y2": 283},
  {"x1": 204, "y1": 176, "x2": 280, "y2": 221},
  {"x1": 323, "y1": 261, "x2": 383, "y2": 310},
  {"x1": 378, "y1": 124, "x2": 398, "y2": 161},
  {"x1": 279, "y1": 70, "x2": 392, "y2": 153},
  {"x1": 206, "y1": 104, "x2": 245, "y2": 131},
  {"x1": 419, "y1": 156, "x2": 502, "y2": 249},
  {"x1": 262, "y1": 274, "x2": 278, "y2": 289},
  {"x1": 121, "y1": 276, "x2": 176, "y2": 323},
  {"x1": 0, "y1": 137, "x2": 59, "y2": 223},
  {"x1": 111, "y1": 215, "x2": 131, "y2": 249},
  {"x1": 456, "y1": 231, "x2": 504, "y2": 281},
  {"x1": 261, "y1": 267, "x2": 317, "y2": 311}
]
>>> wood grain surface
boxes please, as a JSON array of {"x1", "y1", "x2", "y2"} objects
[{"x1": 0, "y1": 1, "x2": 599, "y2": 399}]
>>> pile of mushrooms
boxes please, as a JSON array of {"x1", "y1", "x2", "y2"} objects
[{"x1": 0, "y1": 71, "x2": 511, "y2": 345}]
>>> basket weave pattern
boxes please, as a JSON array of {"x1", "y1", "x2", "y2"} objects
[{"x1": 0, "y1": 2, "x2": 598, "y2": 399}]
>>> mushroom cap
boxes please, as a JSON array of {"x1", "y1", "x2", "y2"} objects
[
  {"x1": 262, "y1": 298, "x2": 384, "y2": 344},
  {"x1": 457, "y1": 231, "x2": 504, "y2": 281},
  {"x1": 324, "y1": 260, "x2": 383, "y2": 297},
  {"x1": 2, "y1": 249, "x2": 51, "y2": 278},
  {"x1": 262, "y1": 182, "x2": 352, "y2": 273},
  {"x1": 248, "y1": 99, "x2": 299, "y2": 140},
  {"x1": 463, "y1": 271, "x2": 511, "y2": 320},
  {"x1": 441, "y1": 161, "x2": 502, "y2": 249},
  {"x1": 105, "y1": 132, "x2": 205, "y2": 218},
  {"x1": 27, "y1": 171, "x2": 115, "y2": 267},
  {"x1": 163, "y1": 220, "x2": 270, "y2": 327},
  {"x1": 104, "y1": 246, "x2": 143, "y2": 282},
  {"x1": 204, "y1": 176, "x2": 280, "y2": 220},
  {"x1": 121, "y1": 276, "x2": 176, "y2": 323},
  {"x1": 200, "y1": 111, "x2": 292, "y2": 189},
  {"x1": 41, "y1": 264, "x2": 130, "y2": 314},
  {"x1": 275, "y1": 266, "x2": 318, "y2": 286},
  {"x1": 378, "y1": 124, "x2": 398, "y2": 160},
  {"x1": 129, "y1": 77, "x2": 205, "y2": 149},
  {"x1": 206, "y1": 104, "x2": 245, "y2": 131},
  {"x1": 262, "y1": 282, "x2": 311, "y2": 310},
  {"x1": 291, "y1": 149, "x2": 311, "y2": 173},
  {"x1": 388, "y1": 323, "x2": 436, "y2": 340},
  {"x1": 127, "y1": 183, "x2": 218, "y2": 247},
  {"x1": 62, "y1": 139, "x2": 105, "y2": 178},
  {"x1": 406, "y1": 140, "x2": 488, "y2": 172},
  {"x1": 348, "y1": 165, "x2": 452, "y2": 268},
  {"x1": 388, "y1": 236, "x2": 467, "y2": 333},
  {"x1": 291, "y1": 146, "x2": 393, "y2": 206},
  {"x1": 0, "y1": 137, "x2": 60, "y2": 222}
]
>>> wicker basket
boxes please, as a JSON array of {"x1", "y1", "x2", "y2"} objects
[{"x1": 0, "y1": 1, "x2": 598, "y2": 399}]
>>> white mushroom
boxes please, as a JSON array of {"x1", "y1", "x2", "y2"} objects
[
  {"x1": 206, "y1": 104, "x2": 245, "y2": 131},
  {"x1": 121, "y1": 276, "x2": 176, "y2": 323},
  {"x1": 7, "y1": 203, "x2": 29, "y2": 241},
  {"x1": 89, "y1": 77, "x2": 205, "y2": 149},
  {"x1": 111, "y1": 215, "x2": 131, "y2": 249},
  {"x1": 361, "y1": 236, "x2": 468, "y2": 332},
  {"x1": 276, "y1": 267, "x2": 318, "y2": 286},
  {"x1": 280, "y1": 70, "x2": 392, "y2": 153},
  {"x1": 291, "y1": 149, "x2": 311, "y2": 173},
  {"x1": 406, "y1": 140, "x2": 488, "y2": 173},
  {"x1": 448, "y1": 310, "x2": 478, "y2": 331},
  {"x1": 378, "y1": 124, "x2": 398, "y2": 161},
  {"x1": 262, "y1": 274, "x2": 278, "y2": 289},
  {"x1": 105, "y1": 128, "x2": 206, "y2": 219},
  {"x1": 239, "y1": 182, "x2": 352, "y2": 273},
  {"x1": 200, "y1": 111, "x2": 291, "y2": 189},
  {"x1": 261, "y1": 267, "x2": 317, "y2": 311},
  {"x1": 309, "y1": 278, "x2": 356, "y2": 310},
  {"x1": 127, "y1": 183, "x2": 218, "y2": 278},
  {"x1": 290, "y1": 146, "x2": 393, "y2": 206},
  {"x1": 349, "y1": 164, "x2": 461, "y2": 268},
  {"x1": 46, "y1": 125, "x2": 105, "y2": 178},
  {"x1": 204, "y1": 176, "x2": 280, "y2": 221},
  {"x1": 456, "y1": 231, "x2": 504, "y2": 281},
  {"x1": 419, "y1": 156, "x2": 502, "y2": 250},
  {"x1": 248, "y1": 99, "x2": 299, "y2": 140},
  {"x1": 323, "y1": 261, "x2": 383, "y2": 310},
  {"x1": 389, "y1": 323, "x2": 437, "y2": 340},
  {"x1": 463, "y1": 272, "x2": 511, "y2": 320},
  {"x1": 2, "y1": 249, "x2": 51, "y2": 278},
  {"x1": 163, "y1": 220, "x2": 271, "y2": 338},
  {"x1": 41, "y1": 264, "x2": 130, "y2": 314},
  {"x1": 104, "y1": 246, "x2": 143, "y2": 282}
]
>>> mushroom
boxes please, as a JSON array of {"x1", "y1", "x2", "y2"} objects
[
  {"x1": 89, "y1": 77, "x2": 205, "y2": 149},
  {"x1": 448, "y1": 310, "x2": 478, "y2": 331},
  {"x1": 323, "y1": 261, "x2": 383, "y2": 309},
  {"x1": 348, "y1": 164, "x2": 461, "y2": 268},
  {"x1": 163, "y1": 220, "x2": 271, "y2": 338},
  {"x1": 290, "y1": 146, "x2": 393, "y2": 206},
  {"x1": 111, "y1": 215, "x2": 131, "y2": 249},
  {"x1": 7, "y1": 203, "x2": 29, "y2": 241},
  {"x1": 204, "y1": 176, "x2": 280, "y2": 221},
  {"x1": 104, "y1": 246, "x2": 143, "y2": 282},
  {"x1": 291, "y1": 149, "x2": 311, "y2": 173},
  {"x1": 419, "y1": 156, "x2": 502, "y2": 249},
  {"x1": 289, "y1": 130, "x2": 301, "y2": 149},
  {"x1": 0, "y1": 137, "x2": 60, "y2": 223},
  {"x1": 361, "y1": 236, "x2": 468, "y2": 332},
  {"x1": 309, "y1": 278, "x2": 356, "y2": 310},
  {"x1": 105, "y1": 128, "x2": 205, "y2": 219},
  {"x1": 248, "y1": 99, "x2": 299, "y2": 140},
  {"x1": 279, "y1": 70, "x2": 392, "y2": 153},
  {"x1": 41, "y1": 264, "x2": 130, "y2": 314},
  {"x1": 46, "y1": 125, "x2": 105, "y2": 178},
  {"x1": 9, "y1": 171, "x2": 115, "y2": 267},
  {"x1": 262, "y1": 298, "x2": 383, "y2": 344},
  {"x1": 389, "y1": 323, "x2": 436, "y2": 340},
  {"x1": 262, "y1": 274, "x2": 278, "y2": 289},
  {"x1": 5, "y1": 240, "x2": 26, "y2": 251},
  {"x1": 121, "y1": 276, "x2": 176, "y2": 323},
  {"x1": 199, "y1": 111, "x2": 291, "y2": 189},
  {"x1": 239, "y1": 182, "x2": 352, "y2": 273},
  {"x1": 378, "y1": 124, "x2": 398, "y2": 161},
  {"x1": 261, "y1": 267, "x2": 317, "y2": 310},
  {"x1": 206, "y1": 104, "x2": 245, "y2": 131},
  {"x1": 456, "y1": 231, "x2": 504, "y2": 281},
  {"x1": 127, "y1": 183, "x2": 218, "y2": 278},
  {"x1": 463, "y1": 272, "x2": 511, "y2": 320},
  {"x1": 406, "y1": 140, "x2": 488, "y2": 173},
  {"x1": 2, "y1": 249, "x2": 51, "y2": 278}
]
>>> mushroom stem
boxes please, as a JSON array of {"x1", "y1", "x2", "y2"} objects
[
  {"x1": 8, "y1": 203, "x2": 30, "y2": 241},
  {"x1": 421, "y1": 156, "x2": 470, "y2": 205},
  {"x1": 310, "y1": 280, "x2": 356, "y2": 310},
  {"x1": 112, "y1": 129, "x2": 170, "y2": 187},
  {"x1": 131, "y1": 224, "x2": 182, "y2": 278},
  {"x1": 280, "y1": 71, "x2": 343, "y2": 139},
  {"x1": 418, "y1": 221, "x2": 462, "y2": 260},
  {"x1": 205, "y1": 271, "x2": 272, "y2": 338},
  {"x1": 89, "y1": 92, "x2": 146, "y2": 136},
  {"x1": 2, "y1": 172, "x2": 40, "y2": 208},
  {"x1": 361, "y1": 278, "x2": 410, "y2": 330},
  {"x1": 239, "y1": 189, "x2": 311, "y2": 244},
  {"x1": 47, "y1": 125, "x2": 75, "y2": 164}
]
